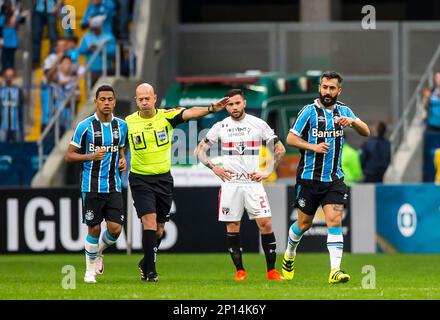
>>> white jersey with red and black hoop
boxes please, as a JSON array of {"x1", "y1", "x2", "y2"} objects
[{"x1": 204, "y1": 114, "x2": 277, "y2": 183}]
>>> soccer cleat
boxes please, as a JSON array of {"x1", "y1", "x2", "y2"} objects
[
  {"x1": 281, "y1": 253, "x2": 295, "y2": 280},
  {"x1": 138, "y1": 258, "x2": 159, "y2": 282},
  {"x1": 84, "y1": 270, "x2": 97, "y2": 284},
  {"x1": 138, "y1": 258, "x2": 146, "y2": 280},
  {"x1": 145, "y1": 272, "x2": 159, "y2": 282},
  {"x1": 328, "y1": 268, "x2": 351, "y2": 284},
  {"x1": 267, "y1": 269, "x2": 285, "y2": 280},
  {"x1": 234, "y1": 269, "x2": 247, "y2": 281},
  {"x1": 95, "y1": 255, "x2": 104, "y2": 275}
]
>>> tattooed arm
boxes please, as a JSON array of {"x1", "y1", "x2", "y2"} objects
[{"x1": 195, "y1": 139, "x2": 232, "y2": 182}]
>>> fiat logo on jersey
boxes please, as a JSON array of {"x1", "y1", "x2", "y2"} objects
[{"x1": 234, "y1": 142, "x2": 246, "y2": 154}]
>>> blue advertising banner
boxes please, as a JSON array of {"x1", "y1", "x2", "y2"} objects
[
  {"x1": 376, "y1": 184, "x2": 440, "y2": 253},
  {"x1": 0, "y1": 143, "x2": 40, "y2": 186}
]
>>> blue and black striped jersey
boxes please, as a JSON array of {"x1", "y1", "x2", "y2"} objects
[
  {"x1": 291, "y1": 99, "x2": 358, "y2": 182},
  {"x1": 0, "y1": 86, "x2": 23, "y2": 133},
  {"x1": 71, "y1": 113, "x2": 128, "y2": 193}
]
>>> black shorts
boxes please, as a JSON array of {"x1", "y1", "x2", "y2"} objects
[
  {"x1": 129, "y1": 171, "x2": 174, "y2": 223},
  {"x1": 293, "y1": 178, "x2": 349, "y2": 216},
  {"x1": 82, "y1": 192, "x2": 124, "y2": 226}
]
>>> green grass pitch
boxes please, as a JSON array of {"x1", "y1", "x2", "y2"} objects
[{"x1": 0, "y1": 253, "x2": 439, "y2": 300}]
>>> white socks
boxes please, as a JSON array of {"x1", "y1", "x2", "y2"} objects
[
  {"x1": 285, "y1": 222, "x2": 303, "y2": 258},
  {"x1": 327, "y1": 227, "x2": 344, "y2": 270},
  {"x1": 85, "y1": 235, "x2": 99, "y2": 272},
  {"x1": 98, "y1": 230, "x2": 118, "y2": 255}
]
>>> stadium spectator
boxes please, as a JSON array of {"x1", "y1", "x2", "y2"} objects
[
  {"x1": 78, "y1": 16, "x2": 116, "y2": 87},
  {"x1": 65, "y1": 85, "x2": 128, "y2": 284},
  {"x1": 40, "y1": 38, "x2": 67, "y2": 132},
  {"x1": 359, "y1": 121, "x2": 391, "y2": 183},
  {"x1": 43, "y1": 38, "x2": 68, "y2": 82},
  {"x1": 66, "y1": 36, "x2": 79, "y2": 67},
  {"x1": 56, "y1": 55, "x2": 79, "y2": 131},
  {"x1": 282, "y1": 71, "x2": 370, "y2": 284},
  {"x1": 0, "y1": 0, "x2": 28, "y2": 71},
  {"x1": 196, "y1": 89, "x2": 286, "y2": 281},
  {"x1": 32, "y1": 0, "x2": 63, "y2": 66},
  {"x1": 0, "y1": 68, "x2": 24, "y2": 142},
  {"x1": 125, "y1": 83, "x2": 229, "y2": 282},
  {"x1": 423, "y1": 72, "x2": 440, "y2": 131},
  {"x1": 81, "y1": 0, "x2": 115, "y2": 35},
  {"x1": 341, "y1": 140, "x2": 363, "y2": 187}
]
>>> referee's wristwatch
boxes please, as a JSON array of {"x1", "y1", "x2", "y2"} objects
[{"x1": 208, "y1": 103, "x2": 215, "y2": 113}]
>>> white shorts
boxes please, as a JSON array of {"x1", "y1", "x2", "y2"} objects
[{"x1": 218, "y1": 183, "x2": 272, "y2": 222}]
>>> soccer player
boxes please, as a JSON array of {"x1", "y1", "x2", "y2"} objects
[
  {"x1": 126, "y1": 83, "x2": 230, "y2": 282},
  {"x1": 65, "y1": 85, "x2": 128, "y2": 284},
  {"x1": 196, "y1": 89, "x2": 286, "y2": 281},
  {"x1": 281, "y1": 71, "x2": 370, "y2": 284}
]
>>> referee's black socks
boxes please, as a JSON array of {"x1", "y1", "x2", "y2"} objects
[
  {"x1": 226, "y1": 232, "x2": 244, "y2": 271},
  {"x1": 261, "y1": 232, "x2": 277, "y2": 271},
  {"x1": 142, "y1": 230, "x2": 157, "y2": 274}
]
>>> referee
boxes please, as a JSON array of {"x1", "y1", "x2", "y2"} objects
[{"x1": 126, "y1": 83, "x2": 229, "y2": 282}]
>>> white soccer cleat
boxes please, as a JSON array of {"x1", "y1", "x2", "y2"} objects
[
  {"x1": 95, "y1": 255, "x2": 104, "y2": 275},
  {"x1": 84, "y1": 270, "x2": 97, "y2": 283}
]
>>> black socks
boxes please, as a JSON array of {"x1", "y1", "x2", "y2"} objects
[{"x1": 226, "y1": 232, "x2": 244, "y2": 271}]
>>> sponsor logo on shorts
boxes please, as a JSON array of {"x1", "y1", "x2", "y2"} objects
[
  {"x1": 120, "y1": 215, "x2": 124, "y2": 222},
  {"x1": 85, "y1": 210, "x2": 94, "y2": 221},
  {"x1": 222, "y1": 207, "x2": 230, "y2": 215},
  {"x1": 298, "y1": 198, "x2": 306, "y2": 208},
  {"x1": 343, "y1": 193, "x2": 348, "y2": 200}
]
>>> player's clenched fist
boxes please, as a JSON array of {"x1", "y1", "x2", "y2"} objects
[
  {"x1": 335, "y1": 116, "x2": 354, "y2": 128},
  {"x1": 313, "y1": 142, "x2": 330, "y2": 154},
  {"x1": 118, "y1": 157, "x2": 127, "y2": 171},
  {"x1": 90, "y1": 149, "x2": 107, "y2": 161}
]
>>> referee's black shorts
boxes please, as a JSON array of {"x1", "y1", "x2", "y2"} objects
[
  {"x1": 293, "y1": 178, "x2": 349, "y2": 216},
  {"x1": 129, "y1": 171, "x2": 174, "y2": 223}
]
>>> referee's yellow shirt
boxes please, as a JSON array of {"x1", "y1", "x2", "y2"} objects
[{"x1": 125, "y1": 108, "x2": 185, "y2": 175}]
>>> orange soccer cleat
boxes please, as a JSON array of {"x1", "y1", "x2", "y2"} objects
[
  {"x1": 234, "y1": 269, "x2": 247, "y2": 281},
  {"x1": 267, "y1": 269, "x2": 285, "y2": 280}
]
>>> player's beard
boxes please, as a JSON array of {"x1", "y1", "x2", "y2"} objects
[
  {"x1": 319, "y1": 92, "x2": 338, "y2": 108},
  {"x1": 230, "y1": 109, "x2": 244, "y2": 119}
]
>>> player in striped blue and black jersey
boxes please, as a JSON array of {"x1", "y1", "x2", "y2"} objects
[
  {"x1": 281, "y1": 71, "x2": 370, "y2": 284},
  {"x1": 65, "y1": 85, "x2": 128, "y2": 284}
]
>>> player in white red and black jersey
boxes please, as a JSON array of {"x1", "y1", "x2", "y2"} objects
[{"x1": 196, "y1": 89, "x2": 286, "y2": 281}]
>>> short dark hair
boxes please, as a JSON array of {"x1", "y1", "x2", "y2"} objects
[
  {"x1": 321, "y1": 71, "x2": 343, "y2": 86},
  {"x1": 224, "y1": 88, "x2": 244, "y2": 98},
  {"x1": 376, "y1": 121, "x2": 387, "y2": 137},
  {"x1": 95, "y1": 85, "x2": 115, "y2": 99},
  {"x1": 61, "y1": 55, "x2": 72, "y2": 62}
]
